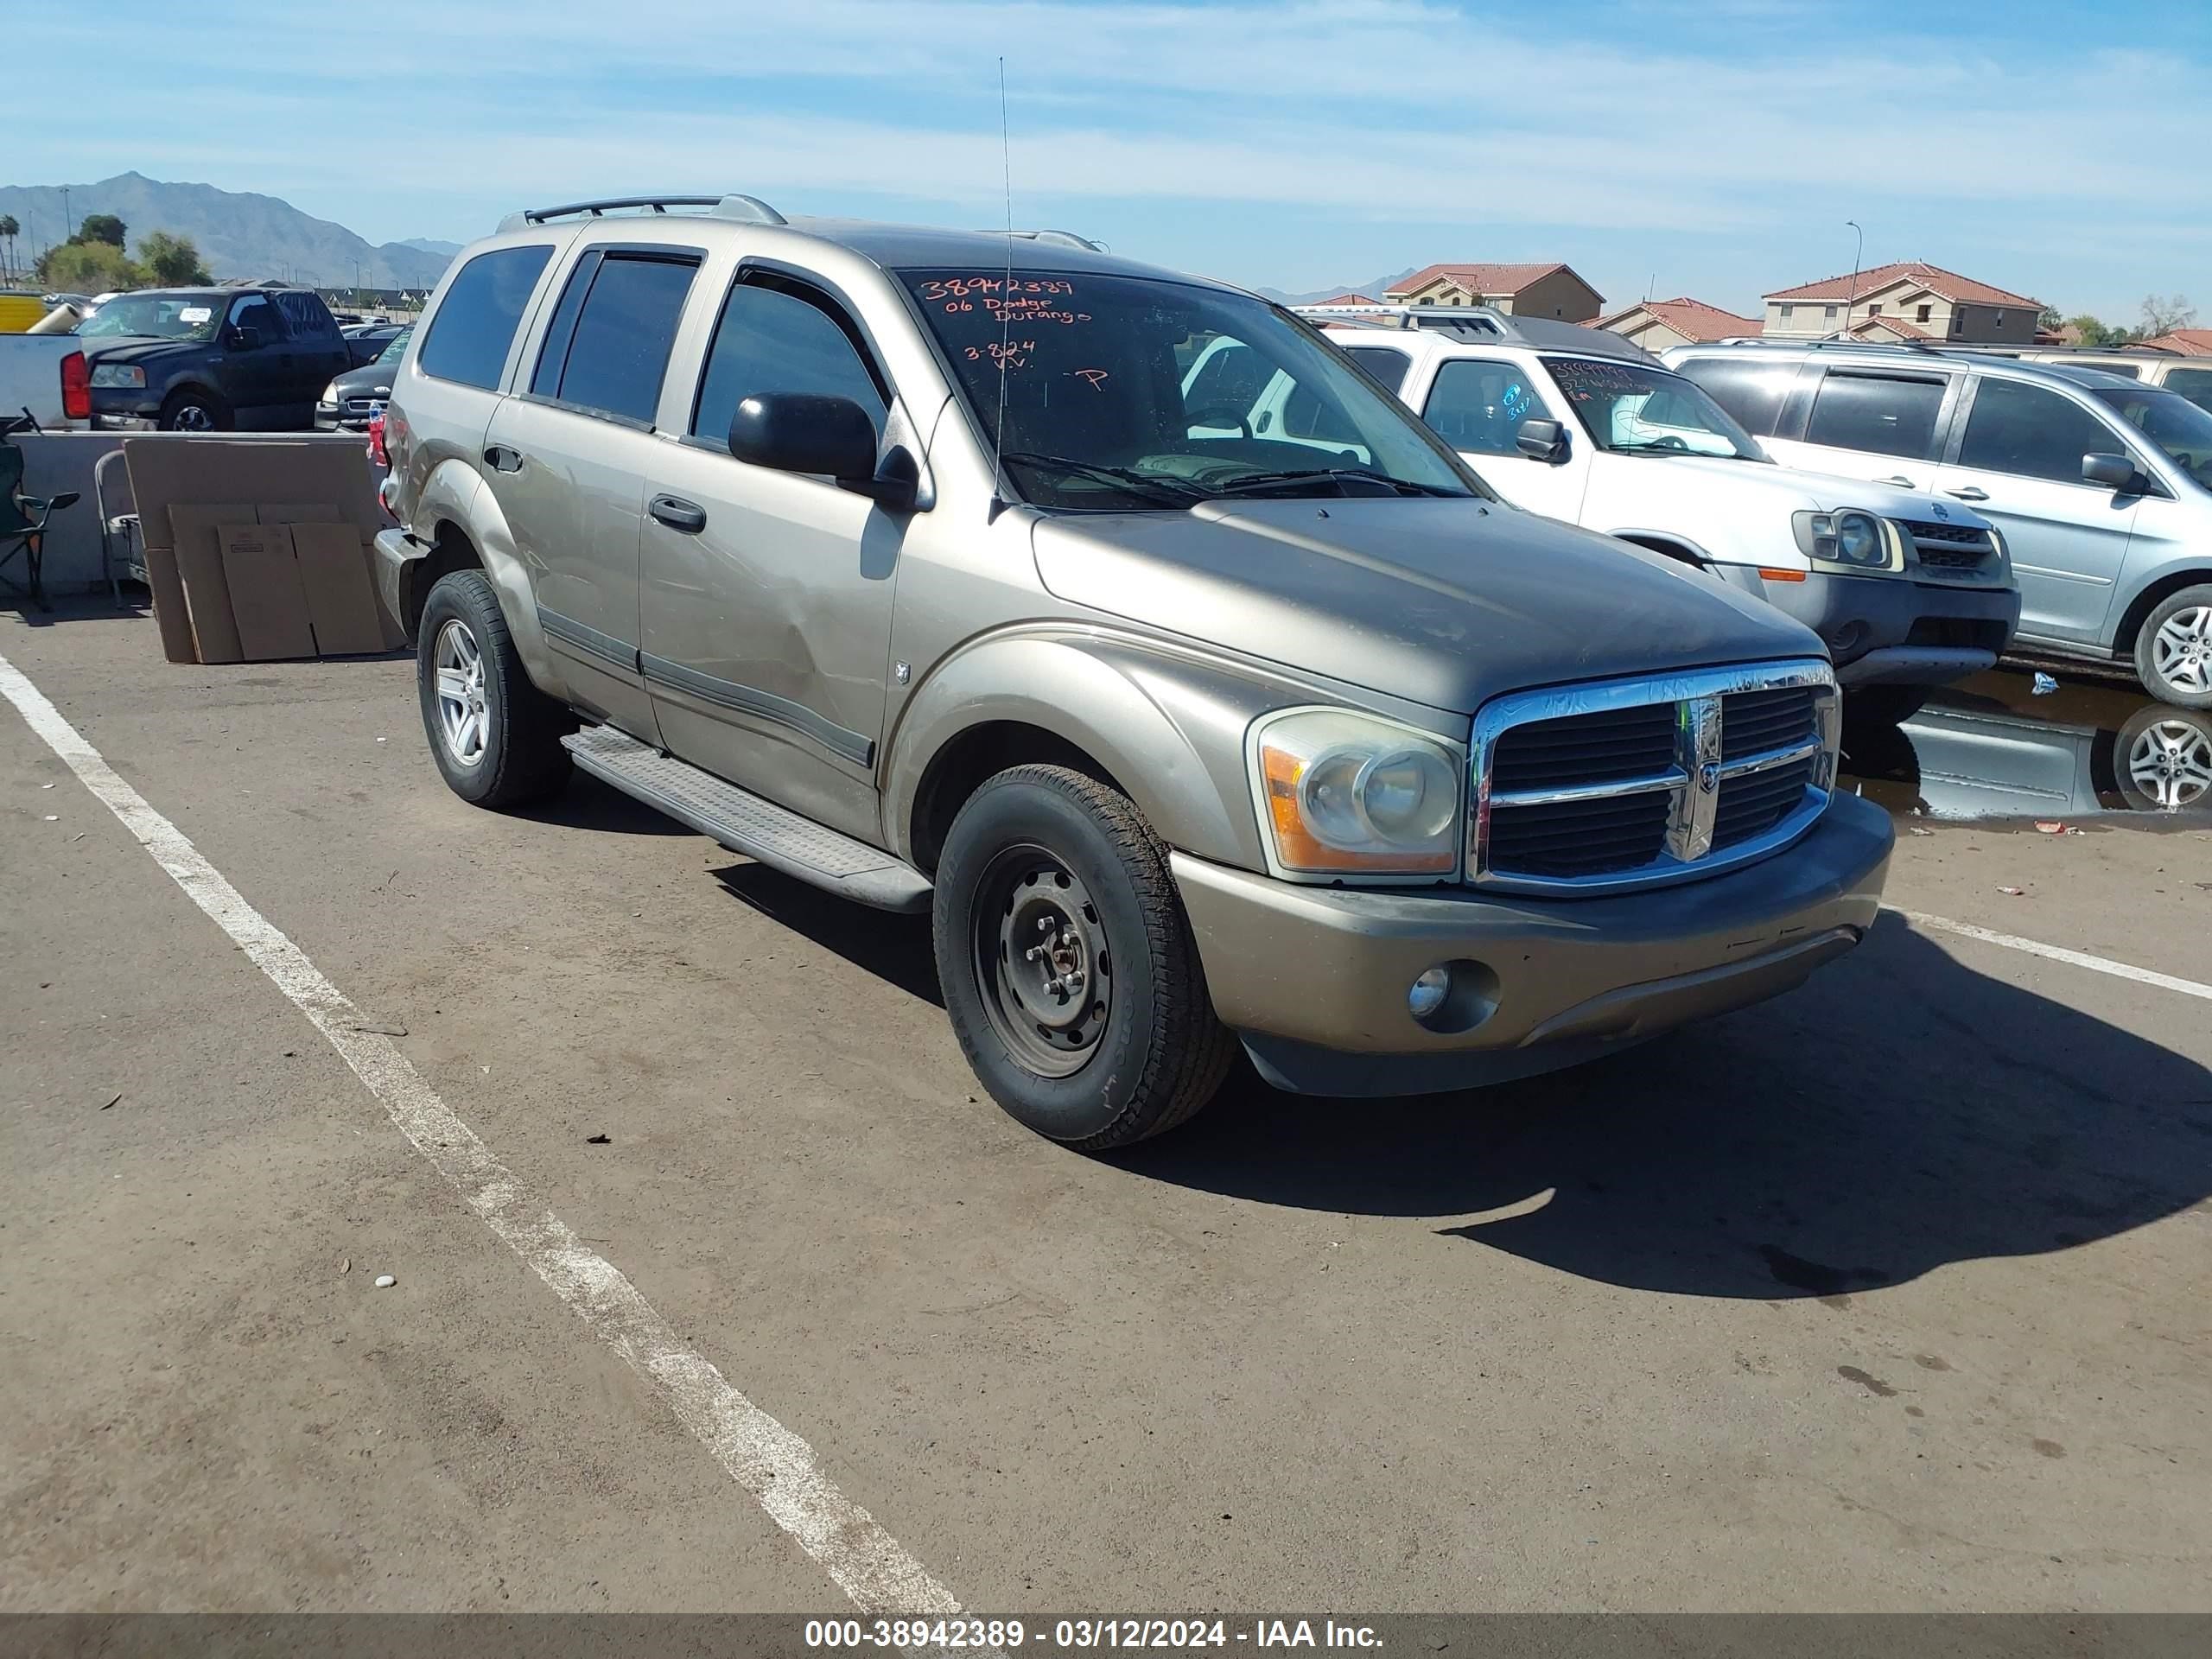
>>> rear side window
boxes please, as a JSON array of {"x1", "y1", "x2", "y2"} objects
[
  {"x1": 690, "y1": 281, "x2": 887, "y2": 443},
  {"x1": 534, "y1": 252, "x2": 700, "y2": 426},
  {"x1": 1339, "y1": 346, "x2": 1411, "y2": 394},
  {"x1": 1676, "y1": 358, "x2": 1795, "y2": 436},
  {"x1": 276, "y1": 291, "x2": 340, "y2": 340},
  {"x1": 1803, "y1": 372, "x2": 1947, "y2": 460},
  {"x1": 418, "y1": 245, "x2": 555, "y2": 391},
  {"x1": 1422, "y1": 357, "x2": 1541, "y2": 454},
  {"x1": 2164, "y1": 366, "x2": 2212, "y2": 414},
  {"x1": 1956, "y1": 378, "x2": 2119, "y2": 485}
]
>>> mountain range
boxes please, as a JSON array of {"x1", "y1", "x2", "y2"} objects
[
  {"x1": 0, "y1": 173, "x2": 454, "y2": 290},
  {"x1": 1253, "y1": 268, "x2": 1421, "y2": 306}
]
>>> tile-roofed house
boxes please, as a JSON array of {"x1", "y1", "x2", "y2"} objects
[
  {"x1": 1384, "y1": 262, "x2": 1604, "y2": 322},
  {"x1": 1309, "y1": 292, "x2": 1380, "y2": 307},
  {"x1": 1598, "y1": 296, "x2": 1762, "y2": 352},
  {"x1": 1761, "y1": 260, "x2": 2044, "y2": 344},
  {"x1": 2141, "y1": 329, "x2": 2212, "y2": 357},
  {"x1": 1851, "y1": 313, "x2": 1935, "y2": 341}
]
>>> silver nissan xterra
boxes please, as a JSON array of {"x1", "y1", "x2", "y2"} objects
[{"x1": 373, "y1": 193, "x2": 1893, "y2": 1148}]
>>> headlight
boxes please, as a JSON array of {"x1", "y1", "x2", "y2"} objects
[
  {"x1": 1793, "y1": 509, "x2": 1902, "y2": 573},
  {"x1": 319, "y1": 381, "x2": 340, "y2": 404},
  {"x1": 1249, "y1": 708, "x2": 1464, "y2": 877},
  {"x1": 88, "y1": 364, "x2": 144, "y2": 389}
]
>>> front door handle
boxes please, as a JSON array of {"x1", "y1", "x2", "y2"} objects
[
  {"x1": 1945, "y1": 486, "x2": 1989, "y2": 502},
  {"x1": 649, "y1": 494, "x2": 708, "y2": 534},
  {"x1": 483, "y1": 444, "x2": 524, "y2": 474},
  {"x1": 1878, "y1": 474, "x2": 1916, "y2": 486}
]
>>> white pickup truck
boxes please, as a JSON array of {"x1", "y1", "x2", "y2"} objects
[{"x1": 0, "y1": 331, "x2": 89, "y2": 429}]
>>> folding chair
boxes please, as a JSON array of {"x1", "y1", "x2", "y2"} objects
[
  {"x1": 93, "y1": 446, "x2": 143, "y2": 605},
  {"x1": 1, "y1": 417, "x2": 79, "y2": 611}
]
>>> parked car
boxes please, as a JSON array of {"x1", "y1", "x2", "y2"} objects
[
  {"x1": 342, "y1": 322, "x2": 408, "y2": 368},
  {"x1": 1944, "y1": 346, "x2": 2212, "y2": 416},
  {"x1": 317, "y1": 326, "x2": 412, "y2": 430},
  {"x1": 1300, "y1": 307, "x2": 2020, "y2": 725},
  {"x1": 1668, "y1": 340, "x2": 2212, "y2": 709},
  {"x1": 74, "y1": 285, "x2": 354, "y2": 432},
  {"x1": 372, "y1": 194, "x2": 1891, "y2": 1147}
]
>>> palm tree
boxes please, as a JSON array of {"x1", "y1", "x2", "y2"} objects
[{"x1": 0, "y1": 216, "x2": 19, "y2": 286}]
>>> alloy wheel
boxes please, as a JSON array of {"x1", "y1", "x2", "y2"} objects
[
  {"x1": 433, "y1": 618, "x2": 488, "y2": 767},
  {"x1": 2126, "y1": 715, "x2": 2212, "y2": 811},
  {"x1": 2150, "y1": 605, "x2": 2212, "y2": 696}
]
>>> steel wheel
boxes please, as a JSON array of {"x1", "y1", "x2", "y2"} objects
[
  {"x1": 432, "y1": 618, "x2": 488, "y2": 767},
  {"x1": 972, "y1": 844, "x2": 1113, "y2": 1078},
  {"x1": 2126, "y1": 715, "x2": 2212, "y2": 810},
  {"x1": 2151, "y1": 604, "x2": 2212, "y2": 696}
]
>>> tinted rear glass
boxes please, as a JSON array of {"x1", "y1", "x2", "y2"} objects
[
  {"x1": 1803, "y1": 372, "x2": 1946, "y2": 460},
  {"x1": 418, "y1": 245, "x2": 554, "y2": 391},
  {"x1": 541, "y1": 254, "x2": 698, "y2": 425}
]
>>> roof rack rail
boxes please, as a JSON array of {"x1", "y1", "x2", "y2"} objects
[
  {"x1": 987, "y1": 229, "x2": 1106, "y2": 252},
  {"x1": 1294, "y1": 301, "x2": 1660, "y2": 365},
  {"x1": 496, "y1": 194, "x2": 788, "y2": 233}
]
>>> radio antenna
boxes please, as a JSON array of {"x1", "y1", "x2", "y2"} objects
[{"x1": 990, "y1": 54, "x2": 1014, "y2": 521}]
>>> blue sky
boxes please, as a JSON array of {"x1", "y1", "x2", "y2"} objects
[{"x1": 11, "y1": 0, "x2": 2209, "y2": 322}]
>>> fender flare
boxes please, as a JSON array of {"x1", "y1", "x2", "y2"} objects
[
  {"x1": 881, "y1": 627, "x2": 1270, "y2": 871},
  {"x1": 416, "y1": 456, "x2": 571, "y2": 700}
]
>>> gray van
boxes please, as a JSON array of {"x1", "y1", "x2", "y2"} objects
[{"x1": 1666, "y1": 340, "x2": 2212, "y2": 708}]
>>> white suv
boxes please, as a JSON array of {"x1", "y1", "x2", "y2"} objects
[{"x1": 1282, "y1": 307, "x2": 2022, "y2": 721}]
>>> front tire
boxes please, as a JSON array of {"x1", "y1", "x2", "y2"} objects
[
  {"x1": 2133, "y1": 584, "x2": 2212, "y2": 709},
  {"x1": 933, "y1": 766, "x2": 1236, "y2": 1149},
  {"x1": 158, "y1": 388, "x2": 231, "y2": 432},
  {"x1": 415, "y1": 571, "x2": 573, "y2": 808}
]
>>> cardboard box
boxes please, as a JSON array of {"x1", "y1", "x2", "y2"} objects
[
  {"x1": 291, "y1": 523, "x2": 389, "y2": 657},
  {"x1": 169, "y1": 503, "x2": 258, "y2": 664},
  {"x1": 258, "y1": 503, "x2": 342, "y2": 528},
  {"x1": 220, "y1": 524, "x2": 316, "y2": 661},
  {"x1": 141, "y1": 543, "x2": 197, "y2": 664}
]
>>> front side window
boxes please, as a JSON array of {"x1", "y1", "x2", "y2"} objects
[
  {"x1": 691, "y1": 280, "x2": 887, "y2": 444},
  {"x1": 1541, "y1": 357, "x2": 1764, "y2": 459},
  {"x1": 1675, "y1": 358, "x2": 1796, "y2": 437},
  {"x1": 1803, "y1": 371, "x2": 1947, "y2": 460},
  {"x1": 2093, "y1": 386, "x2": 2212, "y2": 492},
  {"x1": 1423, "y1": 358, "x2": 1543, "y2": 454},
  {"x1": 226, "y1": 295, "x2": 283, "y2": 340},
  {"x1": 1957, "y1": 378, "x2": 2125, "y2": 485},
  {"x1": 534, "y1": 252, "x2": 699, "y2": 425},
  {"x1": 418, "y1": 245, "x2": 555, "y2": 391},
  {"x1": 899, "y1": 269, "x2": 1478, "y2": 510}
]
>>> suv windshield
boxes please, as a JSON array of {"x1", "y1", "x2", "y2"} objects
[
  {"x1": 76, "y1": 293, "x2": 225, "y2": 342},
  {"x1": 1541, "y1": 356, "x2": 1766, "y2": 460},
  {"x1": 899, "y1": 268, "x2": 1478, "y2": 509},
  {"x1": 375, "y1": 328, "x2": 413, "y2": 367},
  {"x1": 2095, "y1": 386, "x2": 2212, "y2": 492}
]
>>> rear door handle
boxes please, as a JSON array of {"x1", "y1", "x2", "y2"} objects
[
  {"x1": 1878, "y1": 474, "x2": 1916, "y2": 486},
  {"x1": 1945, "y1": 486, "x2": 1989, "y2": 501},
  {"x1": 483, "y1": 444, "x2": 524, "y2": 474},
  {"x1": 649, "y1": 494, "x2": 708, "y2": 533}
]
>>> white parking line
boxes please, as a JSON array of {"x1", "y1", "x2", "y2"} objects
[
  {"x1": 0, "y1": 651, "x2": 964, "y2": 1618},
  {"x1": 1898, "y1": 909, "x2": 2212, "y2": 1003}
]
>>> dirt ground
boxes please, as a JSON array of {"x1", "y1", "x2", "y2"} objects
[{"x1": 3, "y1": 604, "x2": 2209, "y2": 1617}]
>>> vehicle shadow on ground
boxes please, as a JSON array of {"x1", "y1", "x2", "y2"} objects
[
  {"x1": 3, "y1": 593, "x2": 149, "y2": 631},
  {"x1": 709, "y1": 860, "x2": 944, "y2": 1007},
  {"x1": 1114, "y1": 913, "x2": 2212, "y2": 1299},
  {"x1": 524, "y1": 771, "x2": 694, "y2": 837}
]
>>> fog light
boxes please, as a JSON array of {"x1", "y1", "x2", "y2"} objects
[{"x1": 1408, "y1": 966, "x2": 1452, "y2": 1021}]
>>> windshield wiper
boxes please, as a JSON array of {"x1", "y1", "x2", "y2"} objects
[
  {"x1": 998, "y1": 451, "x2": 1213, "y2": 506},
  {"x1": 1209, "y1": 467, "x2": 1465, "y2": 499}
]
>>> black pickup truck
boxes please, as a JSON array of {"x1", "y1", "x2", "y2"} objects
[{"x1": 76, "y1": 286, "x2": 353, "y2": 432}]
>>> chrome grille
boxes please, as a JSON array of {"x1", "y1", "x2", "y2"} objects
[{"x1": 1471, "y1": 659, "x2": 1839, "y2": 894}]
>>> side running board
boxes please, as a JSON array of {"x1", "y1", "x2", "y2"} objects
[{"x1": 563, "y1": 726, "x2": 932, "y2": 913}]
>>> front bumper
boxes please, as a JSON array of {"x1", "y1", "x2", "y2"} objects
[
  {"x1": 1746, "y1": 569, "x2": 2021, "y2": 688},
  {"x1": 87, "y1": 387, "x2": 163, "y2": 429},
  {"x1": 1172, "y1": 791, "x2": 1893, "y2": 1096}
]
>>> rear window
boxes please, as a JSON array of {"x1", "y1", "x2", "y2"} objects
[
  {"x1": 1675, "y1": 357, "x2": 1796, "y2": 436},
  {"x1": 1803, "y1": 371, "x2": 1947, "y2": 460},
  {"x1": 418, "y1": 245, "x2": 555, "y2": 391},
  {"x1": 2162, "y1": 366, "x2": 2212, "y2": 414},
  {"x1": 533, "y1": 252, "x2": 700, "y2": 426}
]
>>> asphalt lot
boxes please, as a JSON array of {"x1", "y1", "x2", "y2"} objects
[{"x1": 3, "y1": 604, "x2": 2209, "y2": 1616}]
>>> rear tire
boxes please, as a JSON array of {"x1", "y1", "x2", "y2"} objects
[
  {"x1": 2133, "y1": 584, "x2": 2212, "y2": 709},
  {"x1": 1845, "y1": 684, "x2": 1933, "y2": 728},
  {"x1": 157, "y1": 389, "x2": 231, "y2": 432},
  {"x1": 933, "y1": 765, "x2": 1236, "y2": 1149},
  {"x1": 416, "y1": 570, "x2": 573, "y2": 808}
]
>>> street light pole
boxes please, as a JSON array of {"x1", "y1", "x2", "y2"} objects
[{"x1": 1843, "y1": 219, "x2": 1864, "y2": 339}]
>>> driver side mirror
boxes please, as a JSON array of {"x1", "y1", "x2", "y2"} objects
[
  {"x1": 728, "y1": 392, "x2": 916, "y2": 511},
  {"x1": 1516, "y1": 416, "x2": 1569, "y2": 464},
  {"x1": 2082, "y1": 452, "x2": 2139, "y2": 492},
  {"x1": 226, "y1": 325, "x2": 263, "y2": 351}
]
